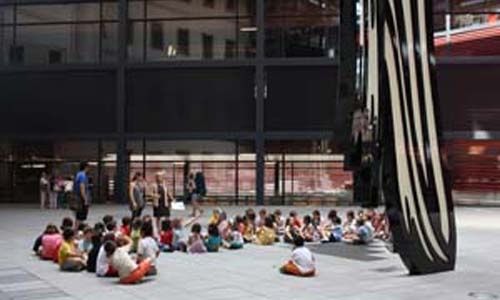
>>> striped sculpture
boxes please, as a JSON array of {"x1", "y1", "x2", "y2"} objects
[{"x1": 359, "y1": 0, "x2": 457, "y2": 274}]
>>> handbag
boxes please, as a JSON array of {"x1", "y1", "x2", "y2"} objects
[{"x1": 67, "y1": 193, "x2": 82, "y2": 211}]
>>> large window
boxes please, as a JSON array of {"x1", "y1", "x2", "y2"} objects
[
  {"x1": 0, "y1": 1, "x2": 118, "y2": 66},
  {"x1": 127, "y1": 0, "x2": 256, "y2": 61},
  {"x1": 124, "y1": 140, "x2": 255, "y2": 202},
  {"x1": 265, "y1": 0, "x2": 340, "y2": 58},
  {"x1": 265, "y1": 140, "x2": 352, "y2": 204},
  {"x1": 0, "y1": 140, "x2": 117, "y2": 204},
  {"x1": 434, "y1": 1, "x2": 500, "y2": 56}
]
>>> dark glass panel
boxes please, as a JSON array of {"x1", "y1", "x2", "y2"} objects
[
  {"x1": 102, "y1": 1, "x2": 118, "y2": 21},
  {"x1": 451, "y1": 0, "x2": 500, "y2": 13},
  {"x1": 266, "y1": 0, "x2": 340, "y2": 17},
  {"x1": 146, "y1": 0, "x2": 254, "y2": 19},
  {"x1": 0, "y1": 5, "x2": 14, "y2": 24},
  {"x1": 127, "y1": 21, "x2": 145, "y2": 62},
  {"x1": 102, "y1": 22, "x2": 118, "y2": 62},
  {"x1": 265, "y1": 66, "x2": 338, "y2": 131},
  {"x1": 17, "y1": 3, "x2": 99, "y2": 23},
  {"x1": 126, "y1": 68, "x2": 255, "y2": 133},
  {"x1": 0, "y1": 26, "x2": 13, "y2": 65},
  {"x1": 265, "y1": 15, "x2": 339, "y2": 58},
  {"x1": 16, "y1": 23, "x2": 99, "y2": 64},
  {"x1": 144, "y1": 19, "x2": 255, "y2": 61}
]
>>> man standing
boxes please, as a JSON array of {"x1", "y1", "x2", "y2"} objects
[
  {"x1": 74, "y1": 162, "x2": 91, "y2": 229},
  {"x1": 39, "y1": 172, "x2": 49, "y2": 209}
]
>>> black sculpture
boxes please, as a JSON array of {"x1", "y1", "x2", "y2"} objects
[{"x1": 344, "y1": 0, "x2": 457, "y2": 274}]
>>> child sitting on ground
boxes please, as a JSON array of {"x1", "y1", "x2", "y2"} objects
[
  {"x1": 106, "y1": 220, "x2": 120, "y2": 238},
  {"x1": 284, "y1": 217, "x2": 302, "y2": 244},
  {"x1": 344, "y1": 218, "x2": 374, "y2": 245},
  {"x1": 289, "y1": 211, "x2": 302, "y2": 228},
  {"x1": 60, "y1": 217, "x2": 74, "y2": 231},
  {"x1": 256, "y1": 208, "x2": 267, "y2": 227},
  {"x1": 120, "y1": 216, "x2": 132, "y2": 237},
  {"x1": 302, "y1": 215, "x2": 323, "y2": 243},
  {"x1": 280, "y1": 234, "x2": 316, "y2": 277},
  {"x1": 40, "y1": 224, "x2": 62, "y2": 261},
  {"x1": 328, "y1": 216, "x2": 343, "y2": 243},
  {"x1": 242, "y1": 211, "x2": 256, "y2": 243},
  {"x1": 205, "y1": 223, "x2": 222, "y2": 252},
  {"x1": 187, "y1": 223, "x2": 207, "y2": 254},
  {"x1": 171, "y1": 216, "x2": 199, "y2": 252},
  {"x1": 58, "y1": 228, "x2": 86, "y2": 272},
  {"x1": 208, "y1": 208, "x2": 221, "y2": 225},
  {"x1": 130, "y1": 218, "x2": 143, "y2": 253},
  {"x1": 159, "y1": 219, "x2": 173, "y2": 252},
  {"x1": 78, "y1": 227, "x2": 94, "y2": 254},
  {"x1": 223, "y1": 222, "x2": 244, "y2": 250},
  {"x1": 343, "y1": 210, "x2": 357, "y2": 234},
  {"x1": 255, "y1": 216, "x2": 276, "y2": 246},
  {"x1": 86, "y1": 229, "x2": 103, "y2": 273},
  {"x1": 102, "y1": 215, "x2": 114, "y2": 229},
  {"x1": 217, "y1": 212, "x2": 231, "y2": 240},
  {"x1": 234, "y1": 215, "x2": 245, "y2": 234},
  {"x1": 312, "y1": 210, "x2": 324, "y2": 227},
  {"x1": 96, "y1": 233, "x2": 119, "y2": 277},
  {"x1": 104, "y1": 240, "x2": 152, "y2": 284},
  {"x1": 273, "y1": 209, "x2": 286, "y2": 236},
  {"x1": 137, "y1": 222, "x2": 159, "y2": 276}
]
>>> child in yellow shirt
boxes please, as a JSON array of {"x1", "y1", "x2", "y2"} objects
[
  {"x1": 255, "y1": 216, "x2": 276, "y2": 246},
  {"x1": 58, "y1": 228, "x2": 86, "y2": 271}
]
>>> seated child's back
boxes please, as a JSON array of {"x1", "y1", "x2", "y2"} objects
[{"x1": 205, "y1": 224, "x2": 222, "y2": 252}]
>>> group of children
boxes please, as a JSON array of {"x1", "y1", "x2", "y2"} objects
[
  {"x1": 33, "y1": 215, "x2": 159, "y2": 284},
  {"x1": 32, "y1": 207, "x2": 389, "y2": 283}
]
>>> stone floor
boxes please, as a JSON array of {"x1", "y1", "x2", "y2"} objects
[{"x1": 0, "y1": 204, "x2": 499, "y2": 300}]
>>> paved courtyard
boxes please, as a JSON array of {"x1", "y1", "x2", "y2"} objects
[{"x1": 0, "y1": 204, "x2": 499, "y2": 300}]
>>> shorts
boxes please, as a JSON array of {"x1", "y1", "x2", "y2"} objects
[
  {"x1": 75, "y1": 205, "x2": 89, "y2": 221},
  {"x1": 229, "y1": 242, "x2": 243, "y2": 250},
  {"x1": 120, "y1": 260, "x2": 151, "y2": 284},
  {"x1": 280, "y1": 261, "x2": 315, "y2": 277},
  {"x1": 153, "y1": 207, "x2": 170, "y2": 218},
  {"x1": 60, "y1": 259, "x2": 84, "y2": 272}
]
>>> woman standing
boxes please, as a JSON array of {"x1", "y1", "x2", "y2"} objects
[
  {"x1": 129, "y1": 172, "x2": 146, "y2": 218},
  {"x1": 151, "y1": 172, "x2": 173, "y2": 234}
]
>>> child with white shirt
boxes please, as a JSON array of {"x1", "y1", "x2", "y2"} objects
[
  {"x1": 96, "y1": 233, "x2": 119, "y2": 277},
  {"x1": 280, "y1": 234, "x2": 316, "y2": 277},
  {"x1": 137, "y1": 222, "x2": 159, "y2": 276},
  {"x1": 104, "y1": 240, "x2": 152, "y2": 284}
]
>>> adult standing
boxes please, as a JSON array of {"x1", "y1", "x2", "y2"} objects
[
  {"x1": 39, "y1": 172, "x2": 49, "y2": 209},
  {"x1": 129, "y1": 172, "x2": 146, "y2": 218},
  {"x1": 187, "y1": 172, "x2": 203, "y2": 217},
  {"x1": 151, "y1": 172, "x2": 173, "y2": 234},
  {"x1": 49, "y1": 175, "x2": 58, "y2": 209},
  {"x1": 73, "y1": 162, "x2": 91, "y2": 230}
]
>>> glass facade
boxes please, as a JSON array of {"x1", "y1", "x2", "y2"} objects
[
  {"x1": 0, "y1": 140, "x2": 116, "y2": 204},
  {"x1": 265, "y1": 0, "x2": 340, "y2": 58},
  {"x1": 0, "y1": 0, "x2": 498, "y2": 205},
  {"x1": 127, "y1": 0, "x2": 256, "y2": 61},
  {"x1": 0, "y1": 0, "x2": 344, "y2": 65},
  {"x1": 0, "y1": 1, "x2": 118, "y2": 65}
]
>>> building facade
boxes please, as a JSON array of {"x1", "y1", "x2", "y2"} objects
[{"x1": 0, "y1": 0, "x2": 498, "y2": 205}]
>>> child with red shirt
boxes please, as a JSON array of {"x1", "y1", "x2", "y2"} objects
[
  {"x1": 159, "y1": 219, "x2": 173, "y2": 252},
  {"x1": 120, "y1": 216, "x2": 132, "y2": 237}
]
